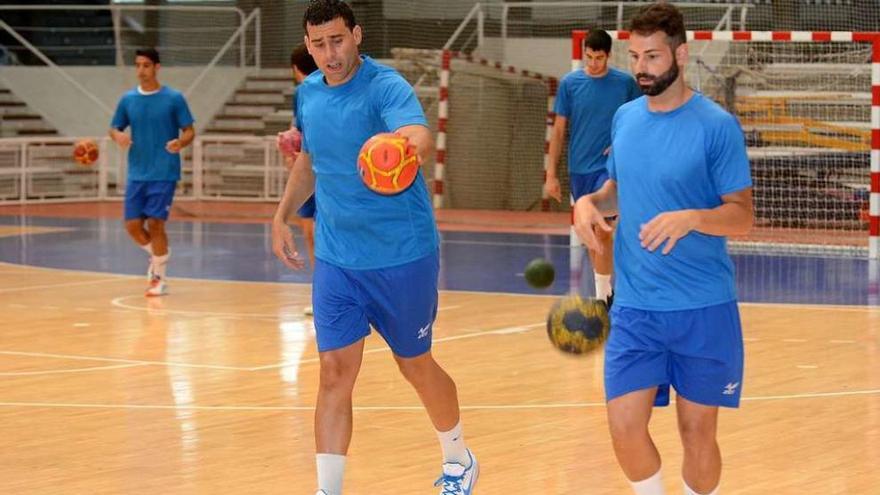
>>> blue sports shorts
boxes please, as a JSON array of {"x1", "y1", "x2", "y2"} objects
[
  {"x1": 604, "y1": 301, "x2": 744, "y2": 408},
  {"x1": 312, "y1": 251, "x2": 439, "y2": 358}
]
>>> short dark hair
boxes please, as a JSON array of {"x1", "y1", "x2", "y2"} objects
[
  {"x1": 135, "y1": 47, "x2": 160, "y2": 64},
  {"x1": 303, "y1": 0, "x2": 357, "y2": 32},
  {"x1": 584, "y1": 29, "x2": 612, "y2": 54},
  {"x1": 290, "y1": 44, "x2": 319, "y2": 75},
  {"x1": 629, "y1": 3, "x2": 686, "y2": 48}
]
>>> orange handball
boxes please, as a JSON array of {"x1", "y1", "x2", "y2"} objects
[
  {"x1": 357, "y1": 133, "x2": 420, "y2": 195},
  {"x1": 72, "y1": 139, "x2": 99, "y2": 166}
]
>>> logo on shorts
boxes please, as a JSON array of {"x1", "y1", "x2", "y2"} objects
[
  {"x1": 417, "y1": 323, "x2": 431, "y2": 339},
  {"x1": 722, "y1": 382, "x2": 740, "y2": 395}
]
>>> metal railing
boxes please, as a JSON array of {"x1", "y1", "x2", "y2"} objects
[
  {"x1": 497, "y1": 1, "x2": 752, "y2": 37},
  {"x1": 443, "y1": 1, "x2": 753, "y2": 60},
  {"x1": 0, "y1": 135, "x2": 288, "y2": 205}
]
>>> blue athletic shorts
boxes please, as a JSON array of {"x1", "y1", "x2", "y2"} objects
[
  {"x1": 604, "y1": 301, "x2": 744, "y2": 408},
  {"x1": 312, "y1": 251, "x2": 439, "y2": 357},
  {"x1": 124, "y1": 181, "x2": 177, "y2": 221},
  {"x1": 570, "y1": 170, "x2": 610, "y2": 201},
  {"x1": 297, "y1": 195, "x2": 316, "y2": 219}
]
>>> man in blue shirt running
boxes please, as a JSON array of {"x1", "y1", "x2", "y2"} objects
[
  {"x1": 545, "y1": 28, "x2": 640, "y2": 304},
  {"x1": 270, "y1": 2, "x2": 477, "y2": 494},
  {"x1": 110, "y1": 48, "x2": 195, "y2": 297},
  {"x1": 573, "y1": 4, "x2": 753, "y2": 495}
]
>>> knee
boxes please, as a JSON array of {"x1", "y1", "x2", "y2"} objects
[
  {"x1": 145, "y1": 218, "x2": 165, "y2": 236},
  {"x1": 395, "y1": 354, "x2": 436, "y2": 387},
  {"x1": 124, "y1": 220, "x2": 143, "y2": 235},
  {"x1": 318, "y1": 356, "x2": 359, "y2": 392},
  {"x1": 678, "y1": 417, "x2": 717, "y2": 453},
  {"x1": 607, "y1": 412, "x2": 649, "y2": 445}
]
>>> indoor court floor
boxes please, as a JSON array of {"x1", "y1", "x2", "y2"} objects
[{"x1": 0, "y1": 207, "x2": 877, "y2": 494}]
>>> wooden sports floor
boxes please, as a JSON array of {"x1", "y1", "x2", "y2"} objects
[{"x1": 0, "y1": 205, "x2": 877, "y2": 494}]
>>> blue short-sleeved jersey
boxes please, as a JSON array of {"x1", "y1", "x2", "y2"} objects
[
  {"x1": 554, "y1": 67, "x2": 641, "y2": 175},
  {"x1": 607, "y1": 93, "x2": 752, "y2": 310},
  {"x1": 295, "y1": 56, "x2": 437, "y2": 269},
  {"x1": 111, "y1": 86, "x2": 194, "y2": 182}
]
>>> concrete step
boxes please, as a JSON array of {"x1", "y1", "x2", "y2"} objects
[
  {"x1": 234, "y1": 93, "x2": 285, "y2": 104},
  {"x1": 211, "y1": 118, "x2": 265, "y2": 131},
  {"x1": 244, "y1": 79, "x2": 291, "y2": 91},
  {"x1": 0, "y1": 94, "x2": 23, "y2": 104},
  {"x1": 254, "y1": 68, "x2": 292, "y2": 79},
  {"x1": 16, "y1": 128, "x2": 59, "y2": 136},
  {"x1": 0, "y1": 108, "x2": 40, "y2": 117},
  {"x1": 264, "y1": 110, "x2": 293, "y2": 123},
  {"x1": 223, "y1": 104, "x2": 279, "y2": 117},
  {"x1": 203, "y1": 127, "x2": 262, "y2": 135},
  {"x1": 215, "y1": 114, "x2": 263, "y2": 121},
  {"x1": 1, "y1": 120, "x2": 55, "y2": 131}
]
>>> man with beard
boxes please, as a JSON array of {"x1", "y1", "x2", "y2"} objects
[
  {"x1": 545, "y1": 28, "x2": 640, "y2": 304},
  {"x1": 572, "y1": 4, "x2": 753, "y2": 495}
]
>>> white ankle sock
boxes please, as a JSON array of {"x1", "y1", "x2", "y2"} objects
[
  {"x1": 140, "y1": 242, "x2": 153, "y2": 255},
  {"x1": 151, "y1": 251, "x2": 170, "y2": 279},
  {"x1": 631, "y1": 468, "x2": 665, "y2": 495},
  {"x1": 436, "y1": 421, "x2": 469, "y2": 465},
  {"x1": 316, "y1": 453, "x2": 346, "y2": 495},
  {"x1": 684, "y1": 479, "x2": 718, "y2": 495},
  {"x1": 594, "y1": 272, "x2": 612, "y2": 301}
]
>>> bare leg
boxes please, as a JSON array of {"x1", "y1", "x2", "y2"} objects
[
  {"x1": 125, "y1": 219, "x2": 150, "y2": 246},
  {"x1": 677, "y1": 396, "x2": 721, "y2": 493},
  {"x1": 145, "y1": 218, "x2": 168, "y2": 256},
  {"x1": 315, "y1": 339, "x2": 365, "y2": 454},
  {"x1": 607, "y1": 388, "x2": 663, "y2": 482},
  {"x1": 394, "y1": 351, "x2": 460, "y2": 431}
]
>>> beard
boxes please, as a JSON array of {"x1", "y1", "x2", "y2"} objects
[{"x1": 634, "y1": 54, "x2": 680, "y2": 96}]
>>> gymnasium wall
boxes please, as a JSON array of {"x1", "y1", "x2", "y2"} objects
[{"x1": 0, "y1": 67, "x2": 249, "y2": 137}]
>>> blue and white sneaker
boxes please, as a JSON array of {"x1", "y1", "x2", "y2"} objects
[{"x1": 434, "y1": 449, "x2": 478, "y2": 495}]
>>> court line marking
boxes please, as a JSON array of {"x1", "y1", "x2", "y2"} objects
[
  {"x1": 6, "y1": 261, "x2": 879, "y2": 309},
  {"x1": 5, "y1": 224, "x2": 571, "y2": 248},
  {"x1": 0, "y1": 363, "x2": 143, "y2": 376},
  {"x1": 247, "y1": 322, "x2": 546, "y2": 370},
  {"x1": 0, "y1": 322, "x2": 546, "y2": 373},
  {"x1": 109, "y1": 297, "x2": 462, "y2": 319},
  {"x1": 0, "y1": 277, "x2": 130, "y2": 294},
  {"x1": 110, "y1": 296, "x2": 286, "y2": 319},
  {"x1": 0, "y1": 388, "x2": 877, "y2": 412},
  {"x1": 0, "y1": 350, "x2": 250, "y2": 371}
]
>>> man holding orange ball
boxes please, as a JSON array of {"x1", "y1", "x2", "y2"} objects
[
  {"x1": 270, "y1": 2, "x2": 477, "y2": 494},
  {"x1": 109, "y1": 47, "x2": 195, "y2": 297}
]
